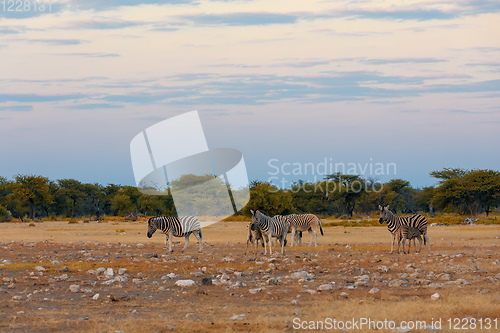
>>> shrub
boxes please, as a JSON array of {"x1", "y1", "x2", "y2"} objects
[{"x1": 0, "y1": 205, "x2": 12, "y2": 222}]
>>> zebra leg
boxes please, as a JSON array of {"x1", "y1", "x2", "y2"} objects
[
  {"x1": 168, "y1": 231, "x2": 174, "y2": 252},
  {"x1": 290, "y1": 227, "x2": 296, "y2": 246},
  {"x1": 390, "y1": 234, "x2": 395, "y2": 254},
  {"x1": 182, "y1": 234, "x2": 190, "y2": 252},
  {"x1": 425, "y1": 234, "x2": 430, "y2": 252},
  {"x1": 281, "y1": 234, "x2": 286, "y2": 255},
  {"x1": 195, "y1": 230, "x2": 202, "y2": 253}
]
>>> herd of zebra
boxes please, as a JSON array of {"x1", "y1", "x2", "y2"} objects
[{"x1": 145, "y1": 205, "x2": 430, "y2": 255}]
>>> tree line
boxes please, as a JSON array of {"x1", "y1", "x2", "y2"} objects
[{"x1": 0, "y1": 168, "x2": 499, "y2": 222}]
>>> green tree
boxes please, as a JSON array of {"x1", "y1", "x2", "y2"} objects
[
  {"x1": 380, "y1": 179, "x2": 416, "y2": 214},
  {"x1": 325, "y1": 173, "x2": 365, "y2": 218},
  {"x1": 13, "y1": 175, "x2": 54, "y2": 219},
  {"x1": 110, "y1": 192, "x2": 133, "y2": 216},
  {"x1": 431, "y1": 168, "x2": 500, "y2": 216},
  {"x1": 242, "y1": 181, "x2": 295, "y2": 217},
  {"x1": 137, "y1": 195, "x2": 164, "y2": 216},
  {"x1": 58, "y1": 179, "x2": 86, "y2": 218}
]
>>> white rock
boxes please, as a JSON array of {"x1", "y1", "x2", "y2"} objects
[
  {"x1": 69, "y1": 285, "x2": 81, "y2": 293},
  {"x1": 317, "y1": 284, "x2": 333, "y2": 291},
  {"x1": 229, "y1": 314, "x2": 246, "y2": 320},
  {"x1": 92, "y1": 294, "x2": 100, "y2": 300},
  {"x1": 302, "y1": 289, "x2": 317, "y2": 294},
  {"x1": 101, "y1": 279, "x2": 116, "y2": 285},
  {"x1": 369, "y1": 288, "x2": 379, "y2": 294},
  {"x1": 12, "y1": 295, "x2": 23, "y2": 300},
  {"x1": 291, "y1": 300, "x2": 299, "y2": 305},
  {"x1": 35, "y1": 266, "x2": 45, "y2": 272},
  {"x1": 431, "y1": 292, "x2": 441, "y2": 300},
  {"x1": 104, "y1": 268, "x2": 114, "y2": 278},
  {"x1": 115, "y1": 276, "x2": 129, "y2": 282},
  {"x1": 291, "y1": 271, "x2": 314, "y2": 280},
  {"x1": 118, "y1": 268, "x2": 127, "y2": 275},
  {"x1": 175, "y1": 279, "x2": 195, "y2": 287},
  {"x1": 249, "y1": 288, "x2": 263, "y2": 294}
]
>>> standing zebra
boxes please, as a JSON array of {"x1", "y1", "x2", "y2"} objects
[
  {"x1": 379, "y1": 205, "x2": 430, "y2": 253},
  {"x1": 147, "y1": 216, "x2": 202, "y2": 253},
  {"x1": 400, "y1": 225, "x2": 423, "y2": 254},
  {"x1": 250, "y1": 210, "x2": 288, "y2": 255},
  {"x1": 246, "y1": 222, "x2": 264, "y2": 254},
  {"x1": 273, "y1": 215, "x2": 302, "y2": 246},
  {"x1": 287, "y1": 214, "x2": 324, "y2": 247}
]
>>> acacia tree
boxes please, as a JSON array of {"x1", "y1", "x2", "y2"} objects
[
  {"x1": 325, "y1": 173, "x2": 365, "y2": 218},
  {"x1": 13, "y1": 174, "x2": 53, "y2": 219},
  {"x1": 58, "y1": 179, "x2": 86, "y2": 218},
  {"x1": 431, "y1": 168, "x2": 500, "y2": 216}
]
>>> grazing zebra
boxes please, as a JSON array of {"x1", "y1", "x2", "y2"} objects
[
  {"x1": 287, "y1": 214, "x2": 324, "y2": 246},
  {"x1": 378, "y1": 205, "x2": 430, "y2": 253},
  {"x1": 400, "y1": 225, "x2": 423, "y2": 254},
  {"x1": 246, "y1": 222, "x2": 264, "y2": 254},
  {"x1": 147, "y1": 216, "x2": 202, "y2": 253},
  {"x1": 250, "y1": 210, "x2": 288, "y2": 255}
]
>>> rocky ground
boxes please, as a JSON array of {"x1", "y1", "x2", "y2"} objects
[{"x1": 0, "y1": 224, "x2": 499, "y2": 332}]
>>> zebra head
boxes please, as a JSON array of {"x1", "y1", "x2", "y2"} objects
[
  {"x1": 250, "y1": 209, "x2": 259, "y2": 226},
  {"x1": 379, "y1": 205, "x2": 390, "y2": 224},
  {"x1": 147, "y1": 217, "x2": 157, "y2": 238}
]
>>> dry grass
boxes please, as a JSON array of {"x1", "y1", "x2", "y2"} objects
[{"x1": 0, "y1": 221, "x2": 498, "y2": 332}]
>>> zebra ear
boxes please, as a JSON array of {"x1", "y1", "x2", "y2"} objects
[
  {"x1": 250, "y1": 210, "x2": 254, "y2": 215},
  {"x1": 385, "y1": 205, "x2": 390, "y2": 210},
  {"x1": 378, "y1": 205, "x2": 382, "y2": 210}
]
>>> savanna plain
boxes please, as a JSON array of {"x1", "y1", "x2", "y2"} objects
[{"x1": 0, "y1": 219, "x2": 499, "y2": 333}]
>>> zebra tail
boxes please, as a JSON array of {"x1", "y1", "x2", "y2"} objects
[{"x1": 318, "y1": 218, "x2": 324, "y2": 236}]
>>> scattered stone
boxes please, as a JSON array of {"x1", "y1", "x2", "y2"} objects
[
  {"x1": 69, "y1": 285, "x2": 81, "y2": 293},
  {"x1": 369, "y1": 288, "x2": 379, "y2": 294},
  {"x1": 81, "y1": 287, "x2": 94, "y2": 293},
  {"x1": 291, "y1": 300, "x2": 299, "y2": 306},
  {"x1": 35, "y1": 266, "x2": 45, "y2": 272},
  {"x1": 92, "y1": 294, "x2": 100, "y2": 300},
  {"x1": 118, "y1": 268, "x2": 127, "y2": 275},
  {"x1": 302, "y1": 289, "x2": 317, "y2": 294},
  {"x1": 165, "y1": 325, "x2": 175, "y2": 331},
  {"x1": 317, "y1": 284, "x2": 333, "y2": 291},
  {"x1": 12, "y1": 295, "x2": 23, "y2": 301},
  {"x1": 104, "y1": 268, "x2": 114, "y2": 278},
  {"x1": 431, "y1": 292, "x2": 441, "y2": 300},
  {"x1": 291, "y1": 271, "x2": 314, "y2": 280},
  {"x1": 266, "y1": 278, "x2": 280, "y2": 285},
  {"x1": 388, "y1": 280, "x2": 406, "y2": 287},
  {"x1": 185, "y1": 313, "x2": 199, "y2": 321},
  {"x1": 339, "y1": 292, "x2": 348, "y2": 298},
  {"x1": 249, "y1": 288, "x2": 263, "y2": 294},
  {"x1": 378, "y1": 266, "x2": 390, "y2": 273},
  {"x1": 229, "y1": 314, "x2": 247, "y2": 321},
  {"x1": 175, "y1": 279, "x2": 196, "y2": 287}
]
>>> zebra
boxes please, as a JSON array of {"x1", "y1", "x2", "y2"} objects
[
  {"x1": 246, "y1": 222, "x2": 264, "y2": 254},
  {"x1": 250, "y1": 210, "x2": 288, "y2": 255},
  {"x1": 147, "y1": 216, "x2": 202, "y2": 253},
  {"x1": 399, "y1": 224, "x2": 423, "y2": 254},
  {"x1": 378, "y1": 205, "x2": 430, "y2": 253},
  {"x1": 287, "y1": 214, "x2": 324, "y2": 246},
  {"x1": 273, "y1": 215, "x2": 303, "y2": 246}
]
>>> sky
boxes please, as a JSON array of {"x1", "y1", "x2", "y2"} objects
[{"x1": 0, "y1": 0, "x2": 499, "y2": 190}]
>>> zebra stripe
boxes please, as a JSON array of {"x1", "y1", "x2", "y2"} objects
[
  {"x1": 147, "y1": 216, "x2": 202, "y2": 253},
  {"x1": 378, "y1": 205, "x2": 430, "y2": 253},
  {"x1": 287, "y1": 213, "x2": 324, "y2": 247},
  {"x1": 246, "y1": 222, "x2": 264, "y2": 254},
  {"x1": 399, "y1": 225, "x2": 423, "y2": 254},
  {"x1": 250, "y1": 210, "x2": 288, "y2": 255}
]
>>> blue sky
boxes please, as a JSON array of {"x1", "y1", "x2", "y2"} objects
[{"x1": 0, "y1": 0, "x2": 499, "y2": 189}]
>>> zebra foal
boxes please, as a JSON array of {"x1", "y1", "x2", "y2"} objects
[
  {"x1": 246, "y1": 222, "x2": 264, "y2": 254},
  {"x1": 378, "y1": 205, "x2": 430, "y2": 254},
  {"x1": 250, "y1": 210, "x2": 288, "y2": 255},
  {"x1": 287, "y1": 214, "x2": 324, "y2": 247},
  {"x1": 147, "y1": 216, "x2": 202, "y2": 253},
  {"x1": 399, "y1": 225, "x2": 423, "y2": 254}
]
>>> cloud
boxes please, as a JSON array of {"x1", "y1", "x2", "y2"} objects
[
  {"x1": 0, "y1": 26, "x2": 22, "y2": 34},
  {"x1": 0, "y1": 93, "x2": 85, "y2": 103},
  {"x1": 28, "y1": 39, "x2": 86, "y2": 45},
  {"x1": 58, "y1": 53, "x2": 120, "y2": 57},
  {"x1": 66, "y1": 103, "x2": 124, "y2": 110},
  {"x1": 180, "y1": 12, "x2": 300, "y2": 26},
  {"x1": 363, "y1": 58, "x2": 447, "y2": 65},
  {"x1": 0, "y1": 105, "x2": 33, "y2": 111},
  {"x1": 67, "y1": 0, "x2": 198, "y2": 11},
  {"x1": 65, "y1": 19, "x2": 143, "y2": 30}
]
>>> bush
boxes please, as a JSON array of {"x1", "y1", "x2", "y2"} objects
[{"x1": 0, "y1": 205, "x2": 12, "y2": 222}]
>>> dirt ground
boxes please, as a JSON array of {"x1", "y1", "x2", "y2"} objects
[{"x1": 0, "y1": 221, "x2": 499, "y2": 333}]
